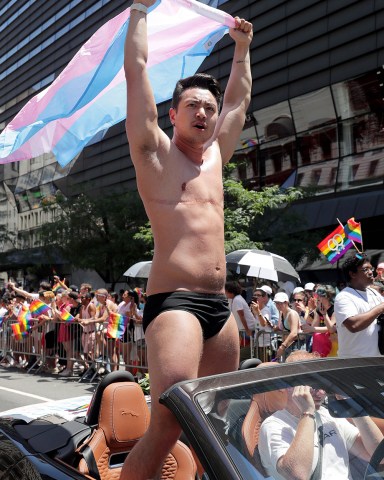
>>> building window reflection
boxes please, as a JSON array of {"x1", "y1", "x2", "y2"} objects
[
  {"x1": 297, "y1": 123, "x2": 338, "y2": 165},
  {"x1": 290, "y1": 88, "x2": 336, "y2": 133},
  {"x1": 231, "y1": 67, "x2": 384, "y2": 195}
]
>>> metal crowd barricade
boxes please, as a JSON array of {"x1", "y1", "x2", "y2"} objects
[
  {"x1": 253, "y1": 329, "x2": 315, "y2": 363},
  {"x1": 0, "y1": 317, "x2": 148, "y2": 382}
]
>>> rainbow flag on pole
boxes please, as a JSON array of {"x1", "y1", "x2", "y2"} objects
[
  {"x1": 344, "y1": 217, "x2": 362, "y2": 244},
  {"x1": 317, "y1": 224, "x2": 353, "y2": 264},
  {"x1": 0, "y1": 0, "x2": 235, "y2": 167},
  {"x1": 29, "y1": 299, "x2": 51, "y2": 318},
  {"x1": 60, "y1": 310, "x2": 75, "y2": 323},
  {"x1": 17, "y1": 304, "x2": 32, "y2": 332},
  {"x1": 106, "y1": 312, "x2": 128, "y2": 339}
]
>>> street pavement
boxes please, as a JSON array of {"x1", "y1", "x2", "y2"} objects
[{"x1": 0, "y1": 365, "x2": 97, "y2": 412}]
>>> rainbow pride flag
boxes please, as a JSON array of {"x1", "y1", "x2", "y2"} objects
[
  {"x1": 52, "y1": 282, "x2": 62, "y2": 293},
  {"x1": 344, "y1": 217, "x2": 362, "y2": 244},
  {"x1": 0, "y1": 0, "x2": 235, "y2": 167},
  {"x1": 11, "y1": 323, "x2": 27, "y2": 341},
  {"x1": 60, "y1": 310, "x2": 75, "y2": 323},
  {"x1": 317, "y1": 224, "x2": 353, "y2": 264},
  {"x1": 17, "y1": 304, "x2": 32, "y2": 332},
  {"x1": 29, "y1": 299, "x2": 51, "y2": 318},
  {"x1": 106, "y1": 312, "x2": 128, "y2": 339}
]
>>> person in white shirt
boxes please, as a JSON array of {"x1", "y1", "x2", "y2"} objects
[
  {"x1": 250, "y1": 287, "x2": 273, "y2": 358},
  {"x1": 259, "y1": 351, "x2": 383, "y2": 480},
  {"x1": 334, "y1": 253, "x2": 384, "y2": 358},
  {"x1": 225, "y1": 282, "x2": 255, "y2": 336}
]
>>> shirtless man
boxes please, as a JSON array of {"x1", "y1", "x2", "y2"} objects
[{"x1": 121, "y1": 1, "x2": 253, "y2": 478}]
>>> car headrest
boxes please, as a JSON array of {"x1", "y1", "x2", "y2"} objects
[
  {"x1": 239, "y1": 358, "x2": 262, "y2": 369},
  {"x1": 98, "y1": 381, "x2": 150, "y2": 449},
  {"x1": 85, "y1": 370, "x2": 135, "y2": 426},
  {"x1": 255, "y1": 389, "x2": 288, "y2": 416}
]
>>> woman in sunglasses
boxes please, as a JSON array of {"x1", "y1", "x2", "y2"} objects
[{"x1": 302, "y1": 285, "x2": 337, "y2": 357}]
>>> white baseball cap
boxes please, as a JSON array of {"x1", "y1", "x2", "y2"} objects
[
  {"x1": 255, "y1": 285, "x2": 272, "y2": 295},
  {"x1": 274, "y1": 292, "x2": 289, "y2": 303},
  {"x1": 377, "y1": 263, "x2": 384, "y2": 270},
  {"x1": 292, "y1": 287, "x2": 304, "y2": 295},
  {"x1": 304, "y1": 282, "x2": 315, "y2": 291}
]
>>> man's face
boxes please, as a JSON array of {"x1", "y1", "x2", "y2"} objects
[
  {"x1": 292, "y1": 295, "x2": 305, "y2": 312},
  {"x1": 253, "y1": 291, "x2": 267, "y2": 307},
  {"x1": 122, "y1": 291, "x2": 129, "y2": 301},
  {"x1": 80, "y1": 295, "x2": 89, "y2": 305},
  {"x1": 351, "y1": 261, "x2": 375, "y2": 287},
  {"x1": 310, "y1": 387, "x2": 327, "y2": 408},
  {"x1": 170, "y1": 88, "x2": 218, "y2": 142}
]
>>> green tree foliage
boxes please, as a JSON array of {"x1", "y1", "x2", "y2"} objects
[
  {"x1": 223, "y1": 163, "x2": 320, "y2": 267},
  {"x1": 40, "y1": 191, "x2": 148, "y2": 288},
  {"x1": 40, "y1": 163, "x2": 321, "y2": 284}
]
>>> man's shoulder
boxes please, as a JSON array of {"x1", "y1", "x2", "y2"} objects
[
  {"x1": 335, "y1": 287, "x2": 355, "y2": 301},
  {"x1": 233, "y1": 294, "x2": 247, "y2": 307}
]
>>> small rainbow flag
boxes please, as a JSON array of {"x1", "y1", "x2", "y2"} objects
[
  {"x1": 317, "y1": 224, "x2": 353, "y2": 264},
  {"x1": 60, "y1": 310, "x2": 75, "y2": 323},
  {"x1": 344, "y1": 217, "x2": 362, "y2": 244},
  {"x1": 11, "y1": 323, "x2": 27, "y2": 341},
  {"x1": 17, "y1": 304, "x2": 32, "y2": 332},
  {"x1": 106, "y1": 312, "x2": 128, "y2": 339},
  {"x1": 52, "y1": 282, "x2": 61, "y2": 293},
  {"x1": 29, "y1": 299, "x2": 51, "y2": 318}
]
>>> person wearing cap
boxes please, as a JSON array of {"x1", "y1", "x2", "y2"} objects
[
  {"x1": 304, "y1": 283, "x2": 315, "y2": 294},
  {"x1": 250, "y1": 287, "x2": 273, "y2": 361},
  {"x1": 274, "y1": 292, "x2": 302, "y2": 360},
  {"x1": 261, "y1": 285, "x2": 279, "y2": 328}
]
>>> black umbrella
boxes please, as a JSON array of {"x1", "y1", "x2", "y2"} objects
[{"x1": 226, "y1": 249, "x2": 300, "y2": 283}]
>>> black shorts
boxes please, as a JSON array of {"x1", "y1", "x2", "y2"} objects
[{"x1": 143, "y1": 291, "x2": 230, "y2": 340}]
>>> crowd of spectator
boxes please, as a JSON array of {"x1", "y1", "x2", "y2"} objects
[
  {"x1": 225, "y1": 254, "x2": 384, "y2": 362},
  {"x1": 0, "y1": 253, "x2": 383, "y2": 379},
  {"x1": 0, "y1": 277, "x2": 147, "y2": 379}
]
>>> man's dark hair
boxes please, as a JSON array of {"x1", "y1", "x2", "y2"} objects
[
  {"x1": 68, "y1": 291, "x2": 79, "y2": 301},
  {"x1": 225, "y1": 281, "x2": 242, "y2": 296},
  {"x1": 342, "y1": 253, "x2": 368, "y2": 282},
  {"x1": 39, "y1": 281, "x2": 52, "y2": 291},
  {"x1": 171, "y1": 73, "x2": 223, "y2": 111},
  {"x1": 128, "y1": 290, "x2": 139, "y2": 306}
]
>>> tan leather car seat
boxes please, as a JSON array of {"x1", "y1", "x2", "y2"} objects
[
  {"x1": 241, "y1": 388, "x2": 288, "y2": 477},
  {"x1": 78, "y1": 381, "x2": 196, "y2": 480}
]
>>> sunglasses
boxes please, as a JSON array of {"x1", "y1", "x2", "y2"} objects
[
  {"x1": 293, "y1": 298, "x2": 304, "y2": 302},
  {"x1": 316, "y1": 289, "x2": 327, "y2": 297}
]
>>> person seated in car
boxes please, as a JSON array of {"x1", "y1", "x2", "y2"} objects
[{"x1": 258, "y1": 351, "x2": 383, "y2": 480}]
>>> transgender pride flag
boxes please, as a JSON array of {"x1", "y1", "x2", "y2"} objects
[{"x1": 0, "y1": 0, "x2": 235, "y2": 167}]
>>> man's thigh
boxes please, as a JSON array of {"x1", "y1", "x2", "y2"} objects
[
  {"x1": 199, "y1": 313, "x2": 239, "y2": 377},
  {"x1": 145, "y1": 310, "x2": 204, "y2": 398}
]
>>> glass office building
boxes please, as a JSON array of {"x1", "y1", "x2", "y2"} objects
[{"x1": 1, "y1": 0, "x2": 383, "y2": 279}]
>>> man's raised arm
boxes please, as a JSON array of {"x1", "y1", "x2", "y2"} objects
[
  {"x1": 215, "y1": 18, "x2": 253, "y2": 164},
  {"x1": 124, "y1": 1, "x2": 162, "y2": 154}
]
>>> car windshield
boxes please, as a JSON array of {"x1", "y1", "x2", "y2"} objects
[{"x1": 194, "y1": 362, "x2": 384, "y2": 479}]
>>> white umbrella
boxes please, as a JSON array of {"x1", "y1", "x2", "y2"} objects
[
  {"x1": 123, "y1": 261, "x2": 152, "y2": 278},
  {"x1": 226, "y1": 249, "x2": 300, "y2": 283}
]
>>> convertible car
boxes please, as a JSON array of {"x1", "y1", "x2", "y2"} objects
[{"x1": 1, "y1": 356, "x2": 384, "y2": 479}]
